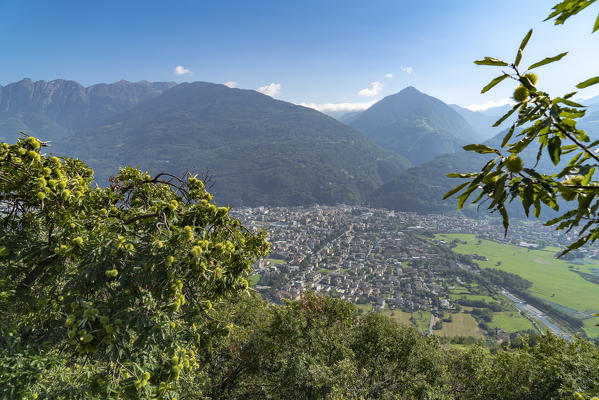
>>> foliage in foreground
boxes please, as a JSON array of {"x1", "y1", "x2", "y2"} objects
[
  {"x1": 1, "y1": 137, "x2": 598, "y2": 399},
  {"x1": 4, "y1": 288, "x2": 599, "y2": 399},
  {"x1": 0, "y1": 136, "x2": 269, "y2": 399}
]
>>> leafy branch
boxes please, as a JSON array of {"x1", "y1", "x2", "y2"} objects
[{"x1": 446, "y1": 6, "x2": 599, "y2": 255}]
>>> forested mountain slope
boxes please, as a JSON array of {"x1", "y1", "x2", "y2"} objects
[
  {"x1": 56, "y1": 81, "x2": 410, "y2": 206},
  {"x1": 348, "y1": 87, "x2": 481, "y2": 165}
]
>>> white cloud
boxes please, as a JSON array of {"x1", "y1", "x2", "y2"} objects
[
  {"x1": 401, "y1": 66, "x2": 414, "y2": 75},
  {"x1": 174, "y1": 65, "x2": 191, "y2": 75},
  {"x1": 464, "y1": 98, "x2": 515, "y2": 112},
  {"x1": 385, "y1": 73, "x2": 393, "y2": 79},
  {"x1": 299, "y1": 100, "x2": 377, "y2": 113},
  {"x1": 257, "y1": 83, "x2": 281, "y2": 96},
  {"x1": 358, "y1": 81, "x2": 383, "y2": 97},
  {"x1": 224, "y1": 81, "x2": 237, "y2": 88}
]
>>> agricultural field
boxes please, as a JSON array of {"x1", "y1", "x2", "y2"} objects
[
  {"x1": 380, "y1": 308, "x2": 413, "y2": 326},
  {"x1": 266, "y1": 258, "x2": 286, "y2": 265},
  {"x1": 487, "y1": 311, "x2": 535, "y2": 333},
  {"x1": 449, "y1": 293, "x2": 496, "y2": 302},
  {"x1": 356, "y1": 304, "x2": 418, "y2": 329},
  {"x1": 436, "y1": 233, "x2": 599, "y2": 337},
  {"x1": 434, "y1": 312, "x2": 484, "y2": 339},
  {"x1": 357, "y1": 303, "x2": 502, "y2": 339},
  {"x1": 411, "y1": 310, "x2": 431, "y2": 332},
  {"x1": 248, "y1": 274, "x2": 261, "y2": 286}
]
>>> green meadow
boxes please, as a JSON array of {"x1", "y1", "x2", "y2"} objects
[
  {"x1": 248, "y1": 274, "x2": 261, "y2": 286},
  {"x1": 266, "y1": 258, "x2": 286, "y2": 265},
  {"x1": 488, "y1": 311, "x2": 535, "y2": 333},
  {"x1": 434, "y1": 312, "x2": 484, "y2": 338},
  {"x1": 436, "y1": 233, "x2": 599, "y2": 337},
  {"x1": 411, "y1": 310, "x2": 432, "y2": 332}
]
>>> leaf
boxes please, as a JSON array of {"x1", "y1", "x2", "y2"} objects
[
  {"x1": 443, "y1": 181, "x2": 471, "y2": 200},
  {"x1": 582, "y1": 167, "x2": 595, "y2": 186},
  {"x1": 509, "y1": 134, "x2": 535, "y2": 154},
  {"x1": 474, "y1": 57, "x2": 509, "y2": 66},
  {"x1": 562, "y1": 99, "x2": 585, "y2": 108},
  {"x1": 481, "y1": 74, "x2": 510, "y2": 93},
  {"x1": 534, "y1": 197, "x2": 541, "y2": 218},
  {"x1": 521, "y1": 182, "x2": 534, "y2": 217},
  {"x1": 462, "y1": 144, "x2": 497, "y2": 154},
  {"x1": 446, "y1": 172, "x2": 477, "y2": 178},
  {"x1": 499, "y1": 206, "x2": 509, "y2": 235},
  {"x1": 457, "y1": 186, "x2": 477, "y2": 209},
  {"x1": 493, "y1": 103, "x2": 520, "y2": 127},
  {"x1": 501, "y1": 125, "x2": 516, "y2": 148},
  {"x1": 539, "y1": 191, "x2": 559, "y2": 211},
  {"x1": 515, "y1": 49, "x2": 523, "y2": 67},
  {"x1": 493, "y1": 175, "x2": 507, "y2": 204},
  {"x1": 559, "y1": 234, "x2": 592, "y2": 257},
  {"x1": 563, "y1": 91, "x2": 578, "y2": 99},
  {"x1": 528, "y1": 52, "x2": 568, "y2": 69},
  {"x1": 576, "y1": 76, "x2": 599, "y2": 89},
  {"x1": 594, "y1": 13, "x2": 599, "y2": 33},
  {"x1": 548, "y1": 136, "x2": 562, "y2": 166},
  {"x1": 516, "y1": 29, "x2": 533, "y2": 65}
]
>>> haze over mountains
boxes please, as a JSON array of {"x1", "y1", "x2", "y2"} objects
[{"x1": 6, "y1": 77, "x2": 596, "y2": 212}]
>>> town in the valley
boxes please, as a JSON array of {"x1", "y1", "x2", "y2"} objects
[{"x1": 232, "y1": 205, "x2": 594, "y2": 338}]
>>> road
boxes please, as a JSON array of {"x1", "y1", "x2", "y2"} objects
[
  {"x1": 500, "y1": 289, "x2": 572, "y2": 341},
  {"x1": 454, "y1": 262, "x2": 573, "y2": 340}
]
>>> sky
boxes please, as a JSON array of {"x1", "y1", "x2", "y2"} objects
[{"x1": 1, "y1": 0, "x2": 598, "y2": 113}]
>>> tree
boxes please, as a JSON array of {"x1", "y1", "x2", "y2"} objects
[
  {"x1": 446, "y1": 0, "x2": 599, "y2": 256},
  {"x1": 0, "y1": 136, "x2": 269, "y2": 399}
]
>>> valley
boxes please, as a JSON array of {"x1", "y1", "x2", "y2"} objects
[
  {"x1": 233, "y1": 205, "x2": 599, "y2": 341},
  {"x1": 3, "y1": 77, "x2": 599, "y2": 343}
]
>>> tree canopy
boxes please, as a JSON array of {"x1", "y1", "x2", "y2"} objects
[{"x1": 0, "y1": 136, "x2": 269, "y2": 398}]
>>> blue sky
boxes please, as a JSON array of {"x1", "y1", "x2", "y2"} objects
[{"x1": 1, "y1": 0, "x2": 598, "y2": 113}]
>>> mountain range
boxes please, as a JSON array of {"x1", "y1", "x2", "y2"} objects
[
  {"x1": 0, "y1": 78, "x2": 175, "y2": 143},
  {"x1": 54, "y1": 82, "x2": 409, "y2": 206},
  {"x1": 370, "y1": 97, "x2": 599, "y2": 215},
  {"x1": 5, "y1": 77, "x2": 580, "y2": 212}
]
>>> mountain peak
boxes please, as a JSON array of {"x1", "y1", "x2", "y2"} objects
[
  {"x1": 348, "y1": 87, "x2": 481, "y2": 165},
  {"x1": 398, "y1": 86, "x2": 421, "y2": 94}
]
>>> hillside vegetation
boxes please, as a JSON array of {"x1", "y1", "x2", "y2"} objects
[
  {"x1": 2, "y1": 139, "x2": 598, "y2": 399},
  {"x1": 56, "y1": 82, "x2": 409, "y2": 206},
  {"x1": 349, "y1": 87, "x2": 481, "y2": 165}
]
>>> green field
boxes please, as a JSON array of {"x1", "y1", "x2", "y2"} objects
[
  {"x1": 436, "y1": 233, "x2": 599, "y2": 337},
  {"x1": 434, "y1": 312, "x2": 483, "y2": 338},
  {"x1": 411, "y1": 310, "x2": 431, "y2": 332},
  {"x1": 266, "y1": 258, "x2": 286, "y2": 265},
  {"x1": 356, "y1": 305, "x2": 488, "y2": 339},
  {"x1": 487, "y1": 311, "x2": 535, "y2": 333},
  {"x1": 356, "y1": 303, "x2": 373, "y2": 313},
  {"x1": 380, "y1": 308, "x2": 413, "y2": 326},
  {"x1": 248, "y1": 274, "x2": 261, "y2": 286},
  {"x1": 449, "y1": 286, "x2": 470, "y2": 294},
  {"x1": 449, "y1": 293, "x2": 497, "y2": 302},
  {"x1": 356, "y1": 304, "x2": 414, "y2": 327}
]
